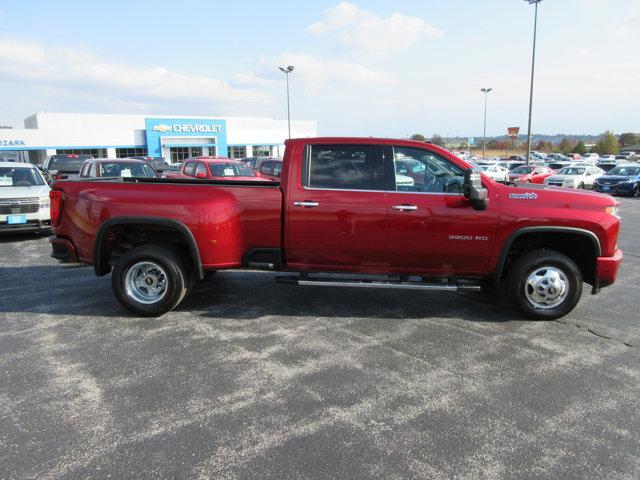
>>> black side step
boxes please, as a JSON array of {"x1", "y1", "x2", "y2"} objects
[{"x1": 275, "y1": 275, "x2": 481, "y2": 292}]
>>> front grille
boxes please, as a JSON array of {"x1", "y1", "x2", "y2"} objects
[
  {"x1": 598, "y1": 180, "x2": 619, "y2": 186},
  {"x1": 547, "y1": 182, "x2": 564, "y2": 187},
  {"x1": 0, "y1": 198, "x2": 40, "y2": 215}
]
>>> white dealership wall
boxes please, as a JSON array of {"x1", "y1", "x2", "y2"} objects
[{"x1": 0, "y1": 113, "x2": 317, "y2": 164}]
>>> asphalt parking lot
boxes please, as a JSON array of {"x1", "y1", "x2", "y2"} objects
[{"x1": 1, "y1": 198, "x2": 640, "y2": 479}]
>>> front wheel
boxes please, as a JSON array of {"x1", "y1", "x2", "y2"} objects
[
  {"x1": 577, "y1": 182, "x2": 585, "y2": 189},
  {"x1": 111, "y1": 244, "x2": 189, "y2": 317},
  {"x1": 633, "y1": 184, "x2": 639, "y2": 197},
  {"x1": 506, "y1": 250, "x2": 582, "y2": 320}
]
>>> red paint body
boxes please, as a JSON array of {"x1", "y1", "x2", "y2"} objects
[{"x1": 50, "y1": 137, "x2": 623, "y2": 286}]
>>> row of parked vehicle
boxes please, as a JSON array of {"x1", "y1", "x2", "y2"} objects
[{"x1": 1, "y1": 148, "x2": 639, "y2": 236}]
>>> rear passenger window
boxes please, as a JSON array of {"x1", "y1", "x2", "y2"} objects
[
  {"x1": 305, "y1": 145, "x2": 381, "y2": 190},
  {"x1": 184, "y1": 161, "x2": 196, "y2": 176}
]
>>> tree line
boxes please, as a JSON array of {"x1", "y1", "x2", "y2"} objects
[{"x1": 410, "y1": 132, "x2": 639, "y2": 155}]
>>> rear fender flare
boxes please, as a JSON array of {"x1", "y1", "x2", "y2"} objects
[{"x1": 93, "y1": 217, "x2": 203, "y2": 279}]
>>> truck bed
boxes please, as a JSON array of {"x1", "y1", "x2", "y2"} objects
[{"x1": 53, "y1": 178, "x2": 283, "y2": 269}]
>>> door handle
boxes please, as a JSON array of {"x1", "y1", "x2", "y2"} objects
[
  {"x1": 392, "y1": 205, "x2": 418, "y2": 211},
  {"x1": 294, "y1": 201, "x2": 319, "y2": 208}
]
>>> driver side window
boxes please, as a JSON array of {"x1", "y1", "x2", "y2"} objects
[{"x1": 392, "y1": 147, "x2": 465, "y2": 194}]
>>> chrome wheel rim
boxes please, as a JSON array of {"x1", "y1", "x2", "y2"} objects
[
  {"x1": 125, "y1": 261, "x2": 168, "y2": 304},
  {"x1": 524, "y1": 266, "x2": 569, "y2": 310}
]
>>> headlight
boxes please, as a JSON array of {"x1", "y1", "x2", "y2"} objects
[
  {"x1": 39, "y1": 197, "x2": 50, "y2": 208},
  {"x1": 605, "y1": 205, "x2": 621, "y2": 219}
]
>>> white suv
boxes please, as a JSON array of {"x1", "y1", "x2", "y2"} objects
[
  {"x1": 544, "y1": 165, "x2": 605, "y2": 190},
  {"x1": 0, "y1": 162, "x2": 52, "y2": 234}
]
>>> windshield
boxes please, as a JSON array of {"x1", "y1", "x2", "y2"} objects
[
  {"x1": 0, "y1": 166, "x2": 45, "y2": 187},
  {"x1": 98, "y1": 162, "x2": 158, "y2": 178},
  {"x1": 209, "y1": 162, "x2": 255, "y2": 177},
  {"x1": 608, "y1": 166, "x2": 640, "y2": 176},
  {"x1": 511, "y1": 166, "x2": 535, "y2": 174},
  {"x1": 558, "y1": 167, "x2": 585, "y2": 175}
]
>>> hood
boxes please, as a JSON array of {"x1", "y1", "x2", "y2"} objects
[
  {"x1": 598, "y1": 175, "x2": 637, "y2": 182},
  {"x1": 498, "y1": 181, "x2": 615, "y2": 202},
  {"x1": 546, "y1": 174, "x2": 579, "y2": 182},
  {"x1": 0, "y1": 184, "x2": 50, "y2": 199}
]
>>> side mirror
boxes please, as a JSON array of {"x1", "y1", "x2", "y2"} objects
[
  {"x1": 463, "y1": 169, "x2": 489, "y2": 211},
  {"x1": 195, "y1": 171, "x2": 207, "y2": 179}
]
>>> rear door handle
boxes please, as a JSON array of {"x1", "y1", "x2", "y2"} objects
[
  {"x1": 392, "y1": 205, "x2": 418, "y2": 211},
  {"x1": 294, "y1": 201, "x2": 319, "y2": 208}
]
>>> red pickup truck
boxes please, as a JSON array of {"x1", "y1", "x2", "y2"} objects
[{"x1": 49, "y1": 137, "x2": 622, "y2": 320}]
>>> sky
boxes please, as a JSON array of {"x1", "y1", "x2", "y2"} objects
[{"x1": 0, "y1": 0, "x2": 638, "y2": 138}]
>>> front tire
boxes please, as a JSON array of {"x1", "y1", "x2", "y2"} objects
[
  {"x1": 506, "y1": 250, "x2": 582, "y2": 320},
  {"x1": 577, "y1": 182, "x2": 585, "y2": 189},
  {"x1": 111, "y1": 244, "x2": 189, "y2": 317}
]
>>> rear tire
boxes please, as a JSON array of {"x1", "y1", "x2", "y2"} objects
[
  {"x1": 111, "y1": 244, "x2": 189, "y2": 317},
  {"x1": 506, "y1": 250, "x2": 582, "y2": 320}
]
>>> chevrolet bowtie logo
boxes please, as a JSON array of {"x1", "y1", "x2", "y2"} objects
[{"x1": 152, "y1": 124, "x2": 172, "y2": 132}]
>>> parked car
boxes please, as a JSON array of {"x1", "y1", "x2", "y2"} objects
[
  {"x1": 128, "y1": 156, "x2": 170, "y2": 172},
  {"x1": 477, "y1": 163, "x2": 509, "y2": 183},
  {"x1": 546, "y1": 162, "x2": 572, "y2": 171},
  {"x1": 544, "y1": 166, "x2": 605, "y2": 189},
  {"x1": 49, "y1": 137, "x2": 622, "y2": 321},
  {"x1": 257, "y1": 159, "x2": 283, "y2": 181},
  {"x1": 42, "y1": 154, "x2": 93, "y2": 180},
  {"x1": 508, "y1": 165, "x2": 555, "y2": 184},
  {"x1": 597, "y1": 157, "x2": 622, "y2": 173},
  {"x1": 78, "y1": 159, "x2": 159, "y2": 179},
  {"x1": 0, "y1": 161, "x2": 51, "y2": 234},
  {"x1": 593, "y1": 165, "x2": 640, "y2": 196},
  {"x1": 530, "y1": 151, "x2": 548, "y2": 159},
  {"x1": 599, "y1": 155, "x2": 617, "y2": 162},
  {"x1": 617, "y1": 151, "x2": 636, "y2": 160},
  {"x1": 547, "y1": 153, "x2": 572, "y2": 162},
  {"x1": 165, "y1": 157, "x2": 266, "y2": 181},
  {"x1": 242, "y1": 156, "x2": 270, "y2": 170},
  {"x1": 581, "y1": 153, "x2": 600, "y2": 164}
]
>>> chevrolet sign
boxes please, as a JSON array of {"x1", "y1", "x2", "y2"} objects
[{"x1": 151, "y1": 124, "x2": 222, "y2": 134}]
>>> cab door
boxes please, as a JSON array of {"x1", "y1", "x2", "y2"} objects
[
  {"x1": 383, "y1": 146, "x2": 499, "y2": 275},
  {"x1": 285, "y1": 143, "x2": 387, "y2": 270}
]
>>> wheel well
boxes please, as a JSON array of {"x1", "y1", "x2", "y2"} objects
[
  {"x1": 500, "y1": 231, "x2": 598, "y2": 285},
  {"x1": 94, "y1": 221, "x2": 202, "y2": 279}
]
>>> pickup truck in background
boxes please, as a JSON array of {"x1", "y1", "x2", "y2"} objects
[{"x1": 49, "y1": 137, "x2": 623, "y2": 320}]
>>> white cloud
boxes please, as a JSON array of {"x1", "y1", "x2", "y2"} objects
[
  {"x1": 252, "y1": 53, "x2": 396, "y2": 94},
  {"x1": 0, "y1": 37, "x2": 271, "y2": 107},
  {"x1": 307, "y1": 2, "x2": 443, "y2": 54}
]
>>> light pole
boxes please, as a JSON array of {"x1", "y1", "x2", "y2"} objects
[
  {"x1": 481, "y1": 88, "x2": 492, "y2": 158},
  {"x1": 524, "y1": 0, "x2": 542, "y2": 165},
  {"x1": 278, "y1": 65, "x2": 294, "y2": 139}
]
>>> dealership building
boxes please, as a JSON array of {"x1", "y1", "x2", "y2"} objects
[{"x1": 0, "y1": 113, "x2": 317, "y2": 164}]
